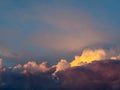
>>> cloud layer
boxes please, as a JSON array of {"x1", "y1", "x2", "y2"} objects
[
  {"x1": 0, "y1": 48, "x2": 120, "y2": 90},
  {"x1": 0, "y1": 59, "x2": 120, "y2": 90}
]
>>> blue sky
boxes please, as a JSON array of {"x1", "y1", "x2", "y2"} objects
[{"x1": 0, "y1": 0, "x2": 120, "y2": 65}]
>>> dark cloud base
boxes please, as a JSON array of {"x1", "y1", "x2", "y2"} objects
[{"x1": 0, "y1": 60, "x2": 120, "y2": 90}]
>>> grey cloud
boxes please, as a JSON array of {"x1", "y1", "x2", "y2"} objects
[{"x1": 1, "y1": 60, "x2": 120, "y2": 90}]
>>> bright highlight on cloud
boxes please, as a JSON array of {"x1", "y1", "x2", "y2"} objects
[
  {"x1": 0, "y1": 48, "x2": 119, "y2": 75},
  {"x1": 0, "y1": 48, "x2": 120, "y2": 90},
  {"x1": 70, "y1": 49, "x2": 106, "y2": 67},
  {"x1": 0, "y1": 1, "x2": 120, "y2": 89},
  {"x1": 70, "y1": 48, "x2": 120, "y2": 67},
  {"x1": 0, "y1": 55, "x2": 120, "y2": 90},
  {"x1": 111, "y1": 55, "x2": 120, "y2": 60}
]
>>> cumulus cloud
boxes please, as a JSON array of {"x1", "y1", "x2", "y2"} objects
[
  {"x1": 12, "y1": 59, "x2": 70, "y2": 76},
  {"x1": 0, "y1": 48, "x2": 120, "y2": 90},
  {"x1": 0, "y1": 2, "x2": 120, "y2": 90},
  {"x1": 13, "y1": 64, "x2": 22, "y2": 69},
  {"x1": 0, "y1": 59, "x2": 120, "y2": 90},
  {"x1": 9, "y1": 48, "x2": 120, "y2": 75},
  {"x1": 56, "y1": 60, "x2": 120, "y2": 90},
  {"x1": 111, "y1": 55, "x2": 120, "y2": 60},
  {"x1": 22, "y1": 61, "x2": 51, "y2": 74},
  {"x1": 70, "y1": 49, "x2": 107, "y2": 67},
  {"x1": 53, "y1": 59, "x2": 70, "y2": 76},
  {"x1": 70, "y1": 48, "x2": 120, "y2": 67}
]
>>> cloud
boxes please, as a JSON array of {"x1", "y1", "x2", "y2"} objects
[
  {"x1": 0, "y1": 46, "x2": 120, "y2": 90},
  {"x1": 0, "y1": 48, "x2": 22, "y2": 58},
  {"x1": 111, "y1": 55, "x2": 120, "y2": 60},
  {"x1": 70, "y1": 49, "x2": 107, "y2": 67},
  {"x1": 53, "y1": 59, "x2": 70, "y2": 76},
  {"x1": 0, "y1": 59, "x2": 120, "y2": 90},
  {"x1": 0, "y1": 2, "x2": 120, "y2": 90},
  {"x1": 22, "y1": 61, "x2": 51, "y2": 74},
  {"x1": 70, "y1": 48, "x2": 120, "y2": 67},
  {"x1": 56, "y1": 60, "x2": 120, "y2": 90},
  {"x1": 13, "y1": 64, "x2": 22, "y2": 69},
  {"x1": 7, "y1": 48, "x2": 120, "y2": 74},
  {"x1": 32, "y1": 7, "x2": 115, "y2": 51},
  {"x1": 0, "y1": 58, "x2": 3, "y2": 69}
]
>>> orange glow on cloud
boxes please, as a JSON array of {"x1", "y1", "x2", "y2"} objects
[
  {"x1": 23, "y1": 61, "x2": 50, "y2": 73},
  {"x1": 70, "y1": 49, "x2": 106, "y2": 67},
  {"x1": 0, "y1": 48, "x2": 119, "y2": 76}
]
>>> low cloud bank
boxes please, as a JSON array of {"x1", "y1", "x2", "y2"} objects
[
  {"x1": 0, "y1": 48, "x2": 120, "y2": 90},
  {"x1": 0, "y1": 60, "x2": 120, "y2": 90}
]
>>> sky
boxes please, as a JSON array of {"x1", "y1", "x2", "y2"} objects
[
  {"x1": 0, "y1": 0, "x2": 120, "y2": 66},
  {"x1": 0, "y1": 1, "x2": 120, "y2": 90}
]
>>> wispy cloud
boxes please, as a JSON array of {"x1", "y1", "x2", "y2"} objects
[
  {"x1": 0, "y1": 48, "x2": 22, "y2": 58},
  {"x1": 32, "y1": 7, "x2": 115, "y2": 51}
]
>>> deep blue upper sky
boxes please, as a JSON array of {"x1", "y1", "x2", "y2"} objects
[{"x1": 0, "y1": 0, "x2": 120, "y2": 65}]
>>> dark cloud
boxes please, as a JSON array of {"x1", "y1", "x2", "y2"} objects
[
  {"x1": 56, "y1": 60, "x2": 120, "y2": 90},
  {"x1": 0, "y1": 60, "x2": 120, "y2": 90}
]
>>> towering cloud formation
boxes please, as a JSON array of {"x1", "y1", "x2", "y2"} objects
[
  {"x1": 56, "y1": 60, "x2": 120, "y2": 90},
  {"x1": 71, "y1": 49, "x2": 107, "y2": 67},
  {"x1": 70, "y1": 48, "x2": 120, "y2": 67}
]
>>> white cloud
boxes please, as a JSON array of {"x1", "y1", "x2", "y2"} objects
[
  {"x1": 55, "y1": 59, "x2": 70, "y2": 72},
  {"x1": 23, "y1": 61, "x2": 50, "y2": 73}
]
